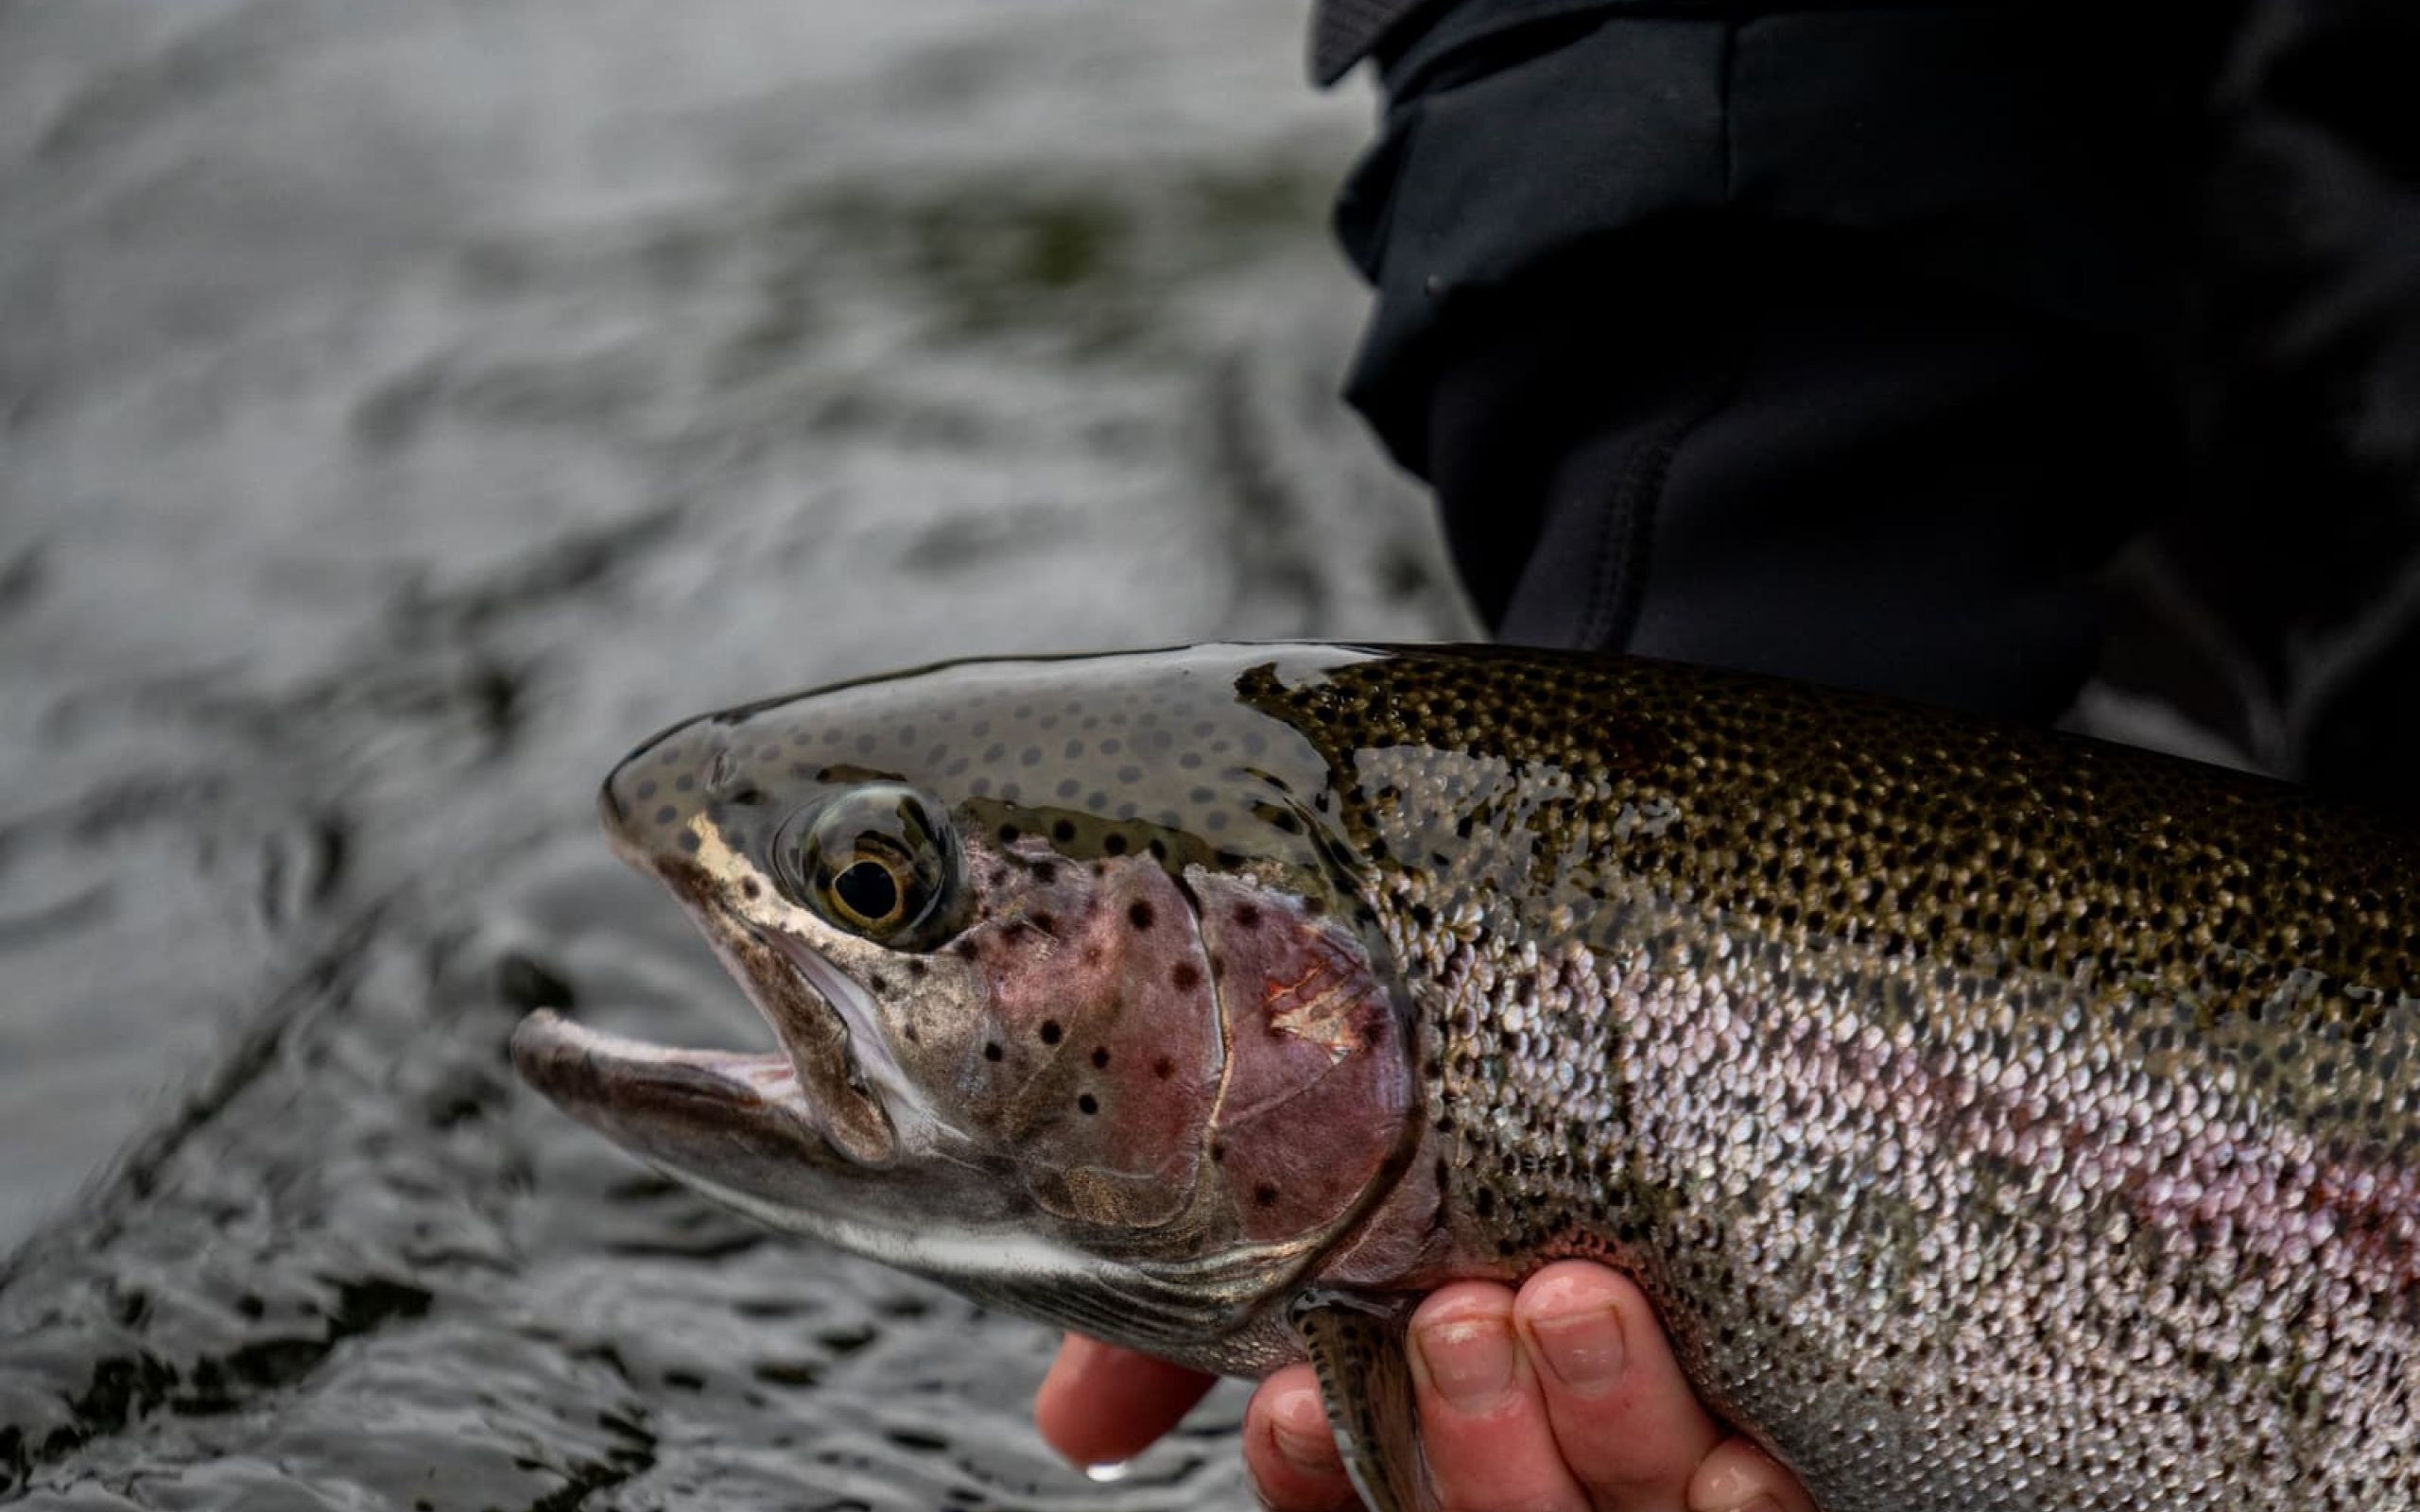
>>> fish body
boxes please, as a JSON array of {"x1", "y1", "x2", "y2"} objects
[{"x1": 513, "y1": 644, "x2": 2420, "y2": 1510}]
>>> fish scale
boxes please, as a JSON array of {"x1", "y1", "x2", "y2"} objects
[
  {"x1": 518, "y1": 643, "x2": 2420, "y2": 1511},
  {"x1": 1248, "y1": 649, "x2": 2420, "y2": 1510}
]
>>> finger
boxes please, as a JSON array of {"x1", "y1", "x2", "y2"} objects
[
  {"x1": 1411, "y1": 1282, "x2": 1591, "y2": 1512},
  {"x1": 1241, "y1": 1364, "x2": 1358, "y2": 1511},
  {"x1": 1686, "y1": 1438, "x2": 1818, "y2": 1512},
  {"x1": 1032, "y1": 1334, "x2": 1217, "y2": 1469},
  {"x1": 1512, "y1": 1262, "x2": 1723, "y2": 1507}
]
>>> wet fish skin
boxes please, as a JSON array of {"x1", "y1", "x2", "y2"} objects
[{"x1": 515, "y1": 643, "x2": 2420, "y2": 1512}]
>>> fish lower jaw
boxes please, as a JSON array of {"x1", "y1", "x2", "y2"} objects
[{"x1": 510, "y1": 1007, "x2": 814, "y2": 1120}]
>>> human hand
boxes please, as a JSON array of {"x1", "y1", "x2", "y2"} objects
[{"x1": 1035, "y1": 1260, "x2": 1816, "y2": 1511}]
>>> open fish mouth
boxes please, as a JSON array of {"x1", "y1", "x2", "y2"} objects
[
  {"x1": 510, "y1": 907, "x2": 901, "y2": 1170},
  {"x1": 510, "y1": 1009, "x2": 808, "y2": 1118}
]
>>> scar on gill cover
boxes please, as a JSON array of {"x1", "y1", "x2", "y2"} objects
[{"x1": 1264, "y1": 939, "x2": 1373, "y2": 1062}]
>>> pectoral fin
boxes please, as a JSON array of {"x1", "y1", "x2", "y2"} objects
[{"x1": 1288, "y1": 1291, "x2": 1432, "y2": 1512}]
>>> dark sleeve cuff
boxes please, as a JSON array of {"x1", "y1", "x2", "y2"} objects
[{"x1": 1328, "y1": 1, "x2": 2201, "y2": 720}]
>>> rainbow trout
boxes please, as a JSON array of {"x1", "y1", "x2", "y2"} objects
[{"x1": 512, "y1": 644, "x2": 2420, "y2": 1511}]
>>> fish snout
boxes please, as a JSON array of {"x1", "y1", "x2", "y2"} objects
[{"x1": 599, "y1": 714, "x2": 734, "y2": 864}]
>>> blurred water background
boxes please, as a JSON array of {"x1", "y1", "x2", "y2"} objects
[
  {"x1": 0, "y1": 5, "x2": 1469, "y2": 1506},
  {"x1": 5, "y1": 1, "x2": 2418, "y2": 1508}
]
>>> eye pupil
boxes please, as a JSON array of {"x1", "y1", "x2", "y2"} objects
[{"x1": 834, "y1": 858, "x2": 900, "y2": 922}]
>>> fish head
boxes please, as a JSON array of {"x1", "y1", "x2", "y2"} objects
[{"x1": 513, "y1": 646, "x2": 1426, "y2": 1356}]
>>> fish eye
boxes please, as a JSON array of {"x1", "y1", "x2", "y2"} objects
[
  {"x1": 832, "y1": 857, "x2": 902, "y2": 926},
  {"x1": 777, "y1": 783, "x2": 960, "y2": 947}
]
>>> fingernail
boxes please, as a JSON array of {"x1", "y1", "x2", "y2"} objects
[
  {"x1": 1413, "y1": 1314, "x2": 1516, "y2": 1414},
  {"x1": 1693, "y1": 1458, "x2": 1787, "y2": 1512},
  {"x1": 1526, "y1": 1299, "x2": 1627, "y2": 1394},
  {"x1": 1270, "y1": 1390, "x2": 1335, "y2": 1473}
]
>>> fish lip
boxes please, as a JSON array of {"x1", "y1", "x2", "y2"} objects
[
  {"x1": 689, "y1": 902, "x2": 912, "y2": 1165},
  {"x1": 752, "y1": 928, "x2": 925, "y2": 1104}
]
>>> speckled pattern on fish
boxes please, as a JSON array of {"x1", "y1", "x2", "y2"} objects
[{"x1": 517, "y1": 644, "x2": 2420, "y2": 1512}]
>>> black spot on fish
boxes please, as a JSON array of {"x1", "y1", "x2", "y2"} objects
[
  {"x1": 1052, "y1": 819, "x2": 1076, "y2": 843},
  {"x1": 655, "y1": 805, "x2": 678, "y2": 824},
  {"x1": 1078, "y1": 1093, "x2": 1098, "y2": 1115},
  {"x1": 636, "y1": 779, "x2": 658, "y2": 799},
  {"x1": 1128, "y1": 901, "x2": 1154, "y2": 931},
  {"x1": 1253, "y1": 1184, "x2": 1279, "y2": 1208},
  {"x1": 1235, "y1": 902, "x2": 1262, "y2": 929},
  {"x1": 677, "y1": 833, "x2": 700, "y2": 853},
  {"x1": 1091, "y1": 1046, "x2": 1111, "y2": 1069},
  {"x1": 983, "y1": 1041, "x2": 1003, "y2": 1061},
  {"x1": 676, "y1": 775, "x2": 696, "y2": 793},
  {"x1": 1102, "y1": 833, "x2": 1129, "y2": 855},
  {"x1": 740, "y1": 878, "x2": 760, "y2": 900},
  {"x1": 1041, "y1": 1020, "x2": 1063, "y2": 1045},
  {"x1": 1152, "y1": 1056, "x2": 1174, "y2": 1079},
  {"x1": 1057, "y1": 780, "x2": 1080, "y2": 799},
  {"x1": 998, "y1": 823, "x2": 1020, "y2": 843},
  {"x1": 1171, "y1": 961, "x2": 1201, "y2": 991}
]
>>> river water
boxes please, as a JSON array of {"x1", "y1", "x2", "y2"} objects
[{"x1": 0, "y1": 5, "x2": 1472, "y2": 1506}]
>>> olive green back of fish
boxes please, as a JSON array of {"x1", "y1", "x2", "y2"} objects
[{"x1": 1239, "y1": 646, "x2": 2420, "y2": 1135}]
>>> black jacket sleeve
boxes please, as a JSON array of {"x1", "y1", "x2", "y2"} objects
[{"x1": 1326, "y1": 0, "x2": 2213, "y2": 723}]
